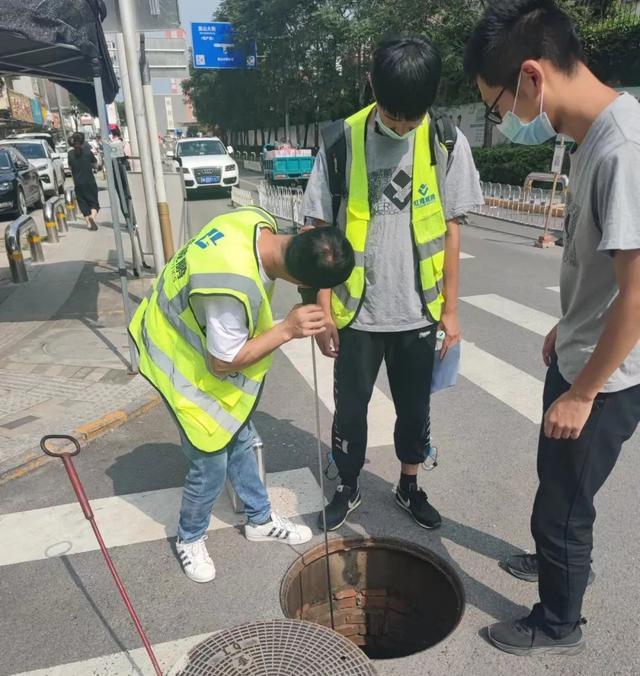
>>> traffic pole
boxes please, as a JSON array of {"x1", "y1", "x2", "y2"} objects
[
  {"x1": 115, "y1": 32, "x2": 140, "y2": 172},
  {"x1": 117, "y1": 0, "x2": 166, "y2": 272},
  {"x1": 140, "y1": 34, "x2": 174, "y2": 261}
]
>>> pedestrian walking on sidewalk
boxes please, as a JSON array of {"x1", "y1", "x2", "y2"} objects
[
  {"x1": 129, "y1": 207, "x2": 354, "y2": 583},
  {"x1": 465, "y1": 0, "x2": 640, "y2": 657},
  {"x1": 303, "y1": 36, "x2": 483, "y2": 533},
  {"x1": 68, "y1": 132, "x2": 99, "y2": 231}
]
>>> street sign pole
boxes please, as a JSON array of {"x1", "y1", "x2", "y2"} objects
[
  {"x1": 140, "y1": 34, "x2": 175, "y2": 261},
  {"x1": 94, "y1": 75, "x2": 139, "y2": 373},
  {"x1": 117, "y1": 0, "x2": 166, "y2": 272},
  {"x1": 115, "y1": 32, "x2": 140, "y2": 172},
  {"x1": 536, "y1": 138, "x2": 566, "y2": 249}
]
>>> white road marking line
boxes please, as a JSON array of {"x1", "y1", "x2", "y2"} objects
[
  {"x1": 15, "y1": 632, "x2": 211, "y2": 676},
  {"x1": 0, "y1": 468, "x2": 321, "y2": 567},
  {"x1": 278, "y1": 339, "x2": 395, "y2": 447},
  {"x1": 460, "y1": 341, "x2": 543, "y2": 423},
  {"x1": 461, "y1": 293, "x2": 558, "y2": 336},
  {"x1": 546, "y1": 286, "x2": 560, "y2": 293},
  {"x1": 459, "y1": 252, "x2": 475, "y2": 259}
]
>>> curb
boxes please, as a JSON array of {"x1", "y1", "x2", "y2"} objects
[{"x1": 0, "y1": 392, "x2": 162, "y2": 485}]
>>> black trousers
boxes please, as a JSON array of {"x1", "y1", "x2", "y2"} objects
[
  {"x1": 531, "y1": 360, "x2": 640, "y2": 636},
  {"x1": 332, "y1": 326, "x2": 437, "y2": 482}
]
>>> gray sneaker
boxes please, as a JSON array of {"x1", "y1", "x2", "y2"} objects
[
  {"x1": 503, "y1": 553, "x2": 595, "y2": 585},
  {"x1": 487, "y1": 616, "x2": 586, "y2": 656}
]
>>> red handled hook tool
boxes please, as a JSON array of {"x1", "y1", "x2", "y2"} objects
[{"x1": 41, "y1": 434, "x2": 163, "y2": 676}]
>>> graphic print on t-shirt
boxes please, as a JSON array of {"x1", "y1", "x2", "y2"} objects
[{"x1": 369, "y1": 167, "x2": 413, "y2": 214}]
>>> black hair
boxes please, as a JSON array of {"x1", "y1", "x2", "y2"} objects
[
  {"x1": 464, "y1": 0, "x2": 585, "y2": 91},
  {"x1": 71, "y1": 132, "x2": 85, "y2": 145},
  {"x1": 371, "y1": 36, "x2": 442, "y2": 120},
  {"x1": 284, "y1": 228, "x2": 355, "y2": 289}
]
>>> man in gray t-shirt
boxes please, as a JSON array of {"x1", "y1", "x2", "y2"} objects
[
  {"x1": 467, "y1": 0, "x2": 640, "y2": 657},
  {"x1": 303, "y1": 36, "x2": 483, "y2": 534}
]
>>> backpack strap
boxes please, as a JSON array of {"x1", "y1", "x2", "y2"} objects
[
  {"x1": 321, "y1": 120, "x2": 347, "y2": 227},
  {"x1": 430, "y1": 112, "x2": 458, "y2": 169}
]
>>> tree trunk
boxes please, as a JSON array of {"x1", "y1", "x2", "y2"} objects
[{"x1": 303, "y1": 122, "x2": 309, "y2": 148}]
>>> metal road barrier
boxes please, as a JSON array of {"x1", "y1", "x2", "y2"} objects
[
  {"x1": 257, "y1": 182, "x2": 305, "y2": 229},
  {"x1": 4, "y1": 214, "x2": 45, "y2": 283},
  {"x1": 64, "y1": 187, "x2": 81, "y2": 223},
  {"x1": 54, "y1": 199, "x2": 68, "y2": 233},
  {"x1": 230, "y1": 186, "x2": 255, "y2": 208},
  {"x1": 471, "y1": 181, "x2": 566, "y2": 232},
  {"x1": 43, "y1": 196, "x2": 68, "y2": 242},
  {"x1": 244, "y1": 159, "x2": 262, "y2": 172}
]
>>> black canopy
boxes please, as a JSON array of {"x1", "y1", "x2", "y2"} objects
[{"x1": 0, "y1": 0, "x2": 118, "y2": 114}]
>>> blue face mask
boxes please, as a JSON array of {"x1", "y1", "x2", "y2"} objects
[
  {"x1": 375, "y1": 111, "x2": 416, "y2": 141},
  {"x1": 497, "y1": 74, "x2": 557, "y2": 145}
]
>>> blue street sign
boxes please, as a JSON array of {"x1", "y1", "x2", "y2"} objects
[{"x1": 191, "y1": 22, "x2": 257, "y2": 70}]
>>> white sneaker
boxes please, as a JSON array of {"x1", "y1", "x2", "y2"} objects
[
  {"x1": 245, "y1": 513, "x2": 312, "y2": 545},
  {"x1": 176, "y1": 535, "x2": 216, "y2": 583}
]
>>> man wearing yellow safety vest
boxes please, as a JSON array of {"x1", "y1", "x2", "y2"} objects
[
  {"x1": 303, "y1": 37, "x2": 483, "y2": 531},
  {"x1": 129, "y1": 206, "x2": 354, "y2": 582}
]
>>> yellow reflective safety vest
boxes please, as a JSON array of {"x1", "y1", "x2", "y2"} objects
[
  {"x1": 129, "y1": 207, "x2": 278, "y2": 453},
  {"x1": 331, "y1": 103, "x2": 448, "y2": 329}
]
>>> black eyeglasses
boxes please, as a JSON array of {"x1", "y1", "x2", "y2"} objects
[{"x1": 485, "y1": 87, "x2": 507, "y2": 125}]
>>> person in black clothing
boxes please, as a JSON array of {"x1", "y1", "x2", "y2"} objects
[{"x1": 68, "y1": 132, "x2": 99, "y2": 231}]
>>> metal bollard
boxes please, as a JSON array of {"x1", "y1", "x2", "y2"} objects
[
  {"x1": 27, "y1": 230, "x2": 44, "y2": 263},
  {"x1": 44, "y1": 198, "x2": 60, "y2": 243},
  {"x1": 55, "y1": 200, "x2": 68, "y2": 233},
  {"x1": 64, "y1": 188, "x2": 78, "y2": 222},
  {"x1": 4, "y1": 215, "x2": 45, "y2": 283}
]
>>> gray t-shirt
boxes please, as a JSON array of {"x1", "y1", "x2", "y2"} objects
[
  {"x1": 557, "y1": 93, "x2": 640, "y2": 392},
  {"x1": 303, "y1": 112, "x2": 483, "y2": 332}
]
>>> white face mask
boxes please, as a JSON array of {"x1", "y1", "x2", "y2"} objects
[{"x1": 375, "y1": 111, "x2": 416, "y2": 141}]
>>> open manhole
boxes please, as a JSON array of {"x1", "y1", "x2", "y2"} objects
[
  {"x1": 280, "y1": 537, "x2": 465, "y2": 660},
  {"x1": 169, "y1": 619, "x2": 376, "y2": 675}
]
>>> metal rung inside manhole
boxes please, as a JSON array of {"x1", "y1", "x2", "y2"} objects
[
  {"x1": 280, "y1": 537, "x2": 465, "y2": 660},
  {"x1": 169, "y1": 619, "x2": 377, "y2": 675}
]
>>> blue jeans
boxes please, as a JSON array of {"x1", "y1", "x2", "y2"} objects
[{"x1": 177, "y1": 420, "x2": 272, "y2": 543}]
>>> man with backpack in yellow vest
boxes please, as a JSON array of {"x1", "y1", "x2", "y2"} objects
[
  {"x1": 303, "y1": 36, "x2": 483, "y2": 531},
  {"x1": 129, "y1": 206, "x2": 354, "y2": 582}
]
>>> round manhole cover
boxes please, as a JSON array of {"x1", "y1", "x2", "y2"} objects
[
  {"x1": 281, "y1": 537, "x2": 465, "y2": 660},
  {"x1": 169, "y1": 619, "x2": 377, "y2": 675}
]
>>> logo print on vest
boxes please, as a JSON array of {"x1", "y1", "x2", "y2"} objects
[
  {"x1": 382, "y1": 169, "x2": 412, "y2": 211},
  {"x1": 195, "y1": 228, "x2": 225, "y2": 249},
  {"x1": 414, "y1": 183, "x2": 436, "y2": 209}
]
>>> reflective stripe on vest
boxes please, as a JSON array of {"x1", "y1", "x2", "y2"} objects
[
  {"x1": 129, "y1": 209, "x2": 277, "y2": 452},
  {"x1": 331, "y1": 104, "x2": 448, "y2": 329}
]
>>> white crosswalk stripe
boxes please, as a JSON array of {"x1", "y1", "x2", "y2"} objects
[
  {"x1": 0, "y1": 468, "x2": 322, "y2": 567},
  {"x1": 459, "y1": 341, "x2": 543, "y2": 423},
  {"x1": 461, "y1": 293, "x2": 558, "y2": 336},
  {"x1": 459, "y1": 252, "x2": 475, "y2": 259},
  {"x1": 278, "y1": 338, "x2": 395, "y2": 447},
  {"x1": 547, "y1": 286, "x2": 560, "y2": 293},
  {"x1": 15, "y1": 633, "x2": 210, "y2": 676}
]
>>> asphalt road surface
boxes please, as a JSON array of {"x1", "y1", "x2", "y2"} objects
[{"x1": 1, "y1": 207, "x2": 639, "y2": 675}]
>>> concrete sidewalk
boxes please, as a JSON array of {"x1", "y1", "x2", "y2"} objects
[{"x1": 0, "y1": 196, "x2": 157, "y2": 478}]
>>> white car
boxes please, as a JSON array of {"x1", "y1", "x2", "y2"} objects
[
  {"x1": 171, "y1": 137, "x2": 238, "y2": 198},
  {"x1": 0, "y1": 139, "x2": 64, "y2": 197},
  {"x1": 12, "y1": 133, "x2": 67, "y2": 186}
]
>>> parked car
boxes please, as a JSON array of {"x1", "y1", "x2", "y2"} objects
[
  {"x1": 56, "y1": 142, "x2": 71, "y2": 176},
  {"x1": 0, "y1": 139, "x2": 64, "y2": 197},
  {"x1": 11, "y1": 132, "x2": 66, "y2": 183},
  {"x1": 170, "y1": 137, "x2": 238, "y2": 198},
  {"x1": 0, "y1": 147, "x2": 45, "y2": 218}
]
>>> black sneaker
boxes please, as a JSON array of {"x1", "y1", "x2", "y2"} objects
[
  {"x1": 395, "y1": 484, "x2": 441, "y2": 529},
  {"x1": 318, "y1": 485, "x2": 361, "y2": 531},
  {"x1": 487, "y1": 616, "x2": 586, "y2": 656},
  {"x1": 503, "y1": 553, "x2": 596, "y2": 585}
]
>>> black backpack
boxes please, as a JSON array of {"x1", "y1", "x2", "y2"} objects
[{"x1": 321, "y1": 112, "x2": 458, "y2": 227}]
